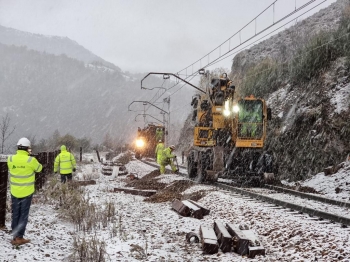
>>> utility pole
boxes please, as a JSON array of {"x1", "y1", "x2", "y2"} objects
[
  {"x1": 142, "y1": 102, "x2": 147, "y2": 128},
  {"x1": 163, "y1": 97, "x2": 170, "y2": 145}
]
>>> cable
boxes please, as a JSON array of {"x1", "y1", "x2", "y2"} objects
[
  {"x1": 202, "y1": 0, "x2": 328, "y2": 70},
  {"x1": 241, "y1": 30, "x2": 350, "y2": 82},
  {"x1": 178, "y1": 0, "x2": 321, "y2": 78},
  {"x1": 176, "y1": 0, "x2": 280, "y2": 75}
]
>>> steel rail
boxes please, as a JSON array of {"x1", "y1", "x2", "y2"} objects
[
  {"x1": 138, "y1": 159, "x2": 350, "y2": 226},
  {"x1": 264, "y1": 184, "x2": 350, "y2": 209},
  {"x1": 215, "y1": 183, "x2": 350, "y2": 227}
]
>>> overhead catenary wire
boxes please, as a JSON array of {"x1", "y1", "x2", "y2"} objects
[
  {"x1": 152, "y1": 0, "x2": 328, "y2": 101},
  {"x1": 176, "y1": 0, "x2": 320, "y2": 78},
  {"x1": 240, "y1": 30, "x2": 350, "y2": 82},
  {"x1": 202, "y1": 0, "x2": 328, "y2": 70},
  {"x1": 176, "y1": 0, "x2": 280, "y2": 75}
]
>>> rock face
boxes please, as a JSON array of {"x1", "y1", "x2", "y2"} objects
[
  {"x1": 177, "y1": 0, "x2": 350, "y2": 181},
  {"x1": 265, "y1": 57, "x2": 350, "y2": 180},
  {"x1": 176, "y1": 113, "x2": 196, "y2": 159}
]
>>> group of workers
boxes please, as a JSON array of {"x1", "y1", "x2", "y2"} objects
[
  {"x1": 7, "y1": 137, "x2": 76, "y2": 246},
  {"x1": 155, "y1": 140, "x2": 178, "y2": 174},
  {"x1": 7, "y1": 133, "x2": 179, "y2": 246}
]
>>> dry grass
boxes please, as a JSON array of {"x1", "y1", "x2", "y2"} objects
[
  {"x1": 69, "y1": 235, "x2": 108, "y2": 262},
  {"x1": 116, "y1": 151, "x2": 133, "y2": 165},
  {"x1": 35, "y1": 176, "x2": 116, "y2": 232}
]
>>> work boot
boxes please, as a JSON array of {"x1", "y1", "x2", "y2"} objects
[{"x1": 11, "y1": 237, "x2": 30, "y2": 245}]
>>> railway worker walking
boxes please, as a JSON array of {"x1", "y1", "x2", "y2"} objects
[
  {"x1": 8, "y1": 137, "x2": 42, "y2": 245},
  {"x1": 155, "y1": 140, "x2": 165, "y2": 164},
  {"x1": 159, "y1": 145, "x2": 178, "y2": 174},
  {"x1": 54, "y1": 145, "x2": 76, "y2": 183}
]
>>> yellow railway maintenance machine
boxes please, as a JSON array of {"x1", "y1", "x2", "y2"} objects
[
  {"x1": 188, "y1": 73, "x2": 275, "y2": 186},
  {"x1": 134, "y1": 124, "x2": 165, "y2": 160}
]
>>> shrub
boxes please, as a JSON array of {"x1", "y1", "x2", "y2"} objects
[
  {"x1": 289, "y1": 31, "x2": 335, "y2": 83},
  {"x1": 290, "y1": 5, "x2": 350, "y2": 83},
  {"x1": 240, "y1": 59, "x2": 282, "y2": 98},
  {"x1": 69, "y1": 235, "x2": 107, "y2": 262},
  {"x1": 116, "y1": 151, "x2": 133, "y2": 165}
]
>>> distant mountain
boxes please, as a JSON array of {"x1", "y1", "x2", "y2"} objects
[
  {"x1": 0, "y1": 42, "x2": 191, "y2": 147},
  {"x1": 0, "y1": 24, "x2": 120, "y2": 70},
  {"x1": 0, "y1": 24, "x2": 193, "y2": 148}
]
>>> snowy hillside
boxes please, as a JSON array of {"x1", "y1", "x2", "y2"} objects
[{"x1": 0, "y1": 24, "x2": 117, "y2": 69}]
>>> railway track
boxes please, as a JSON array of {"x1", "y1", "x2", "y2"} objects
[{"x1": 139, "y1": 158, "x2": 350, "y2": 227}]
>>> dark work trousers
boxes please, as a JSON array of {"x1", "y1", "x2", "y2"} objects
[
  {"x1": 61, "y1": 173, "x2": 72, "y2": 183},
  {"x1": 11, "y1": 194, "x2": 33, "y2": 239}
]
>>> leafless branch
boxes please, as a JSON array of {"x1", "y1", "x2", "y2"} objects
[{"x1": 0, "y1": 113, "x2": 16, "y2": 153}]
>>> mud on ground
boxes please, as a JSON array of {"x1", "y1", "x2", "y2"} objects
[{"x1": 125, "y1": 170, "x2": 207, "y2": 203}]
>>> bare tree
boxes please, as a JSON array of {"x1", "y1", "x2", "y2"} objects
[{"x1": 0, "y1": 113, "x2": 16, "y2": 153}]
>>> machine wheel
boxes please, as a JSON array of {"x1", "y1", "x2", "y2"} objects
[
  {"x1": 197, "y1": 151, "x2": 211, "y2": 182},
  {"x1": 187, "y1": 152, "x2": 197, "y2": 179},
  {"x1": 196, "y1": 152, "x2": 205, "y2": 182},
  {"x1": 256, "y1": 152, "x2": 276, "y2": 185},
  {"x1": 135, "y1": 152, "x2": 141, "y2": 159}
]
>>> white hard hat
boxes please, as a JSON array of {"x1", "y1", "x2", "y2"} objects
[
  {"x1": 159, "y1": 140, "x2": 162, "y2": 143},
  {"x1": 17, "y1": 137, "x2": 31, "y2": 147},
  {"x1": 169, "y1": 145, "x2": 175, "y2": 150}
]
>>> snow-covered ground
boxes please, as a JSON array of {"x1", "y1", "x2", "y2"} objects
[
  {"x1": 1, "y1": 156, "x2": 350, "y2": 261},
  {"x1": 283, "y1": 161, "x2": 350, "y2": 202}
]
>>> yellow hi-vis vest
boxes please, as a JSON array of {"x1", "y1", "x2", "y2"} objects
[
  {"x1": 54, "y1": 150, "x2": 76, "y2": 175},
  {"x1": 8, "y1": 150, "x2": 42, "y2": 198},
  {"x1": 155, "y1": 142, "x2": 165, "y2": 163}
]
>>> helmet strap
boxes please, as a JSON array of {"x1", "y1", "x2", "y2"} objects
[{"x1": 18, "y1": 146, "x2": 29, "y2": 151}]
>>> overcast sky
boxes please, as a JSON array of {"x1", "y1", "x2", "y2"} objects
[{"x1": 0, "y1": 0, "x2": 337, "y2": 74}]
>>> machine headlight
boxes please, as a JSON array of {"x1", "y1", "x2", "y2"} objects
[
  {"x1": 136, "y1": 139, "x2": 145, "y2": 148},
  {"x1": 223, "y1": 109, "x2": 230, "y2": 116},
  {"x1": 232, "y1": 105, "x2": 240, "y2": 113}
]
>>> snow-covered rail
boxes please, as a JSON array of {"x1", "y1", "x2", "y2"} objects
[
  {"x1": 215, "y1": 183, "x2": 350, "y2": 227},
  {"x1": 140, "y1": 159, "x2": 350, "y2": 227},
  {"x1": 265, "y1": 184, "x2": 350, "y2": 208}
]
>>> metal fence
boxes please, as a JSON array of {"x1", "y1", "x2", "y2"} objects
[
  {"x1": 0, "y1": 155, "x2": 8, "y2": 228},
  {"x1": 0, "y1": 151, "x2": 58, "y2": 228}
]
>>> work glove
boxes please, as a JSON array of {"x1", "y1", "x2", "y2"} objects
[{"x1": 73, "y1": 168, "x2": 76, "y2": 172}]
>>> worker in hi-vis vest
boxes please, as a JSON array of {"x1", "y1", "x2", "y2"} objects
[
  {"x1": 54, "y1": 145, "x2": 76, "y2": 183},
  {"x1": 155, "y1": 140, "x2": 165, "y2": 164},
  {"x1": 159, "y1": 145, "x2": 178, "y2": 174},
  {"x1": 8, "y1": 137, "x2": 42, "y2": 246}
]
